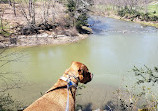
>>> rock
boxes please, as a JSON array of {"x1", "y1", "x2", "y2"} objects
[
  {"x1": 51, "y1": 32, "x2": 56, "y2": 36},
  {"x1": 10, "y1": 37, "x2": 17, "y2": 44},
  {"x1": 92, "y1": 108, "x2": 108, "y2": 111},
  {"x1": 38, "y1": 33, "x2": 48, "y2": 38},
  {"x1": 81, "y1": 26, "x2": 93, "y2": 34},
  {"x1": 10, "y1": 26, "x2": 13, "y2": 29},
  {"x1": 0, "y1": 42, "x2": 6, "y2": 48},
  {"x1": 21, "y1": 25, "x2": 39, "y2": 35},
  {"x1": 57, "y1": 35, "x2": 65, "y2": 37},
  {"x1": 38, "y1": 30, "x2": 45, "y2": 33},
  {"x1": 93, "y1": 108, "x2": 101, "y2": 111}
]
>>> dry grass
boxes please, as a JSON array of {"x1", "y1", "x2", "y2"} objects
[{"x1": 0, "y1": 1, "x2": 68, "y2": 34}]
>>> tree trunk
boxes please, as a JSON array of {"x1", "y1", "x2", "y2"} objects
[
  {"x1": 13, "y1": 0, "x2": 16, "y2": 16},
  {"x1": 8, "y1": 0, "x2": 12, "y2": 6},
  {"x1": 29, "y1": 0, "x2": 35, "y2": 24},
  {"x1": 144, "y1": 0, "x2": 148, "y2": 13},
  {"x1": 0, "y1": 18, "x2": 3, "y2": 33},
  {"x1": 0, "y1": 10, "x2": 4, "y2": 32}
]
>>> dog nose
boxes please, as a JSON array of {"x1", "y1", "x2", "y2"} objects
[{"x1": 90, "y1": 73, "x2": 93, "y2": 80}]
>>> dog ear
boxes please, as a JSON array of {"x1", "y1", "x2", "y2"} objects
[
  {"x1": 71, "y1": 61, "x2": 76, "y2": 65},
  {"x1": 78, "y1": 69, "x2": 83, "y2": 75},
  {"x1": 78, "y1": 64, "x2": 85, "y2": 75}
]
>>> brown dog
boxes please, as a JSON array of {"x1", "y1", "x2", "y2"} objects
[{"x1": 24, "y1": 61, "x2": 93, "y2": 111}]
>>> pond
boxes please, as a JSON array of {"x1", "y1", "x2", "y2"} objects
[{"x1": 0, "y1": 16, "x2": 158, "y2": 109}]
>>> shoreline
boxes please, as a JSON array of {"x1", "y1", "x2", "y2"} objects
[
  {"x1": 0, "y1": 33, "x2": 89, "y2": 48},
  {"x1": 92, "y1": 12, "x2": 158, "y2": 28}
]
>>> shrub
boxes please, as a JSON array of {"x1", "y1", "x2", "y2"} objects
[
  {"x1": 114, "y1": 66, "x2": 158, "y2": 111},
  {"x1": 117, "y1": 7, "x2": 158, "y2": 22},
  {"x1": 150, "y1": 16, "x2": 158, "y2": 21},
  {"x1": 0, "y1": 93, "x2": 24, "y2": 111},
  {"x1": 0, "y1": 93, "x2": 16, "y2": 111},
  {"x1": 66, "y1": 0, "x2": 91, "y2": 33},
  {"x1": 67, "y1": 0, "x2": 76, "y2": 13},
  {"x1": 0, "y1": 0, "x2": 9, "y2": 3},
  {"x1": 76, "y1": 13, "x2": 88, "y2": 30}
]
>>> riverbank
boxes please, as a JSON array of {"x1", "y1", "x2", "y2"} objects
[
  {"x1": 92, "y1": 11, "x2": 158, "y2": 28},
  {"x1": 0, "y1": 1, "x2": 91, "y2": 48},
  {"x1": 0, "y1": 33, "x2": 88, "y2": 48}
]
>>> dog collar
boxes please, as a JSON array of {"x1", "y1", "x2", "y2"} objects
[
  {"x1": 60, "y1": 76, "x2": 78, "y2": 88},
  {"x1": 68, "y1": 72, "x2": 80, "y2": 82}
]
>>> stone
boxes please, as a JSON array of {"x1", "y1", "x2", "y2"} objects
[
  {"x1": 38, "y1": 33, "x2": 48, "y2": 38},
  {"x1": 57, "y1": 35, "x2": 65, "y2": 37},
  {"x1": 81, "y1": 26, "x2": 93, "y2": 34}
]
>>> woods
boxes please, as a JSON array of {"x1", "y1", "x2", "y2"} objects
[
  {"x1": 92, "y1": 0, "x2": 158, "y2": 23},
  {"x1": 93, "y1": 0, "x2": 154, "y2": 11},
  {"x1": 0, "y1": 0, "x2": 92, "y2": 38}
]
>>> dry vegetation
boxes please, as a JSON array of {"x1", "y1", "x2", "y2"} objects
[
  {"x1": 2, "y1": 1, "x2": 65, "y2": 25},
  {"x1": 0, "y1": 0, "x2": 85, "y2": 39},
  {"x1": 91, "y1": 0, "x2": 158, "y2": 28},
  {"x1": 0, "y1": 1, "x2": 68, "y2": 35},
  {"x1": 0, "y1": 0, "x2": 92, "y2": 47}
]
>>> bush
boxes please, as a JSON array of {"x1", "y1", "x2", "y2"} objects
[
  {"x1": 150, "y1": 16, "x2": 158, "y2": 21},
  {"x1": 66, "y1": 0, "x2": 76, "y2": 27},
  {"x1": 66, "y1": 0, "x2": 91, "y2": 33},
  {"x1": 76, "y1": 13, "x2": 88, "y2": 30},
  {"x1": 117, "y1": 7, "x2": 158, "y2": 22},
  {"x1": 0, "y1": 93, "x2": 16, "y2": 111},
  {"x1": 67, "y1": 0, "x2": 76, "y2": 13},
  {"x1": 0, "y1": 93, "x2": 24, "y2": 111},
  {"x1": 114, "y1": 66, "x2": 158, "y2": 111},
  {"x1": 0, "y1": 0, "x2": 9, "y2": 3}
]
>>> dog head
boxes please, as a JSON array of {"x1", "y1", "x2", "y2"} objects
[{"x1": 65, "y1": 61, "x2": 93, "y2": 84}]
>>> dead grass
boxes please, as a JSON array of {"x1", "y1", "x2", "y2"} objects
[{"x1": 0, "y1": 1, "x2": 67, "y2": 34}]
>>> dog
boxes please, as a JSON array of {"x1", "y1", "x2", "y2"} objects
[{"x1": 24, "y1": 61, "x2": 93, "y2": 111}]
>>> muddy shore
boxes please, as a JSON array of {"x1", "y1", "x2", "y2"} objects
[{"x1": 0, "y1": 33, "x2": 88, "y2": 48}]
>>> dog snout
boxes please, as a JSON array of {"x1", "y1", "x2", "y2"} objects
[{"x1": 90, "y1": 73, "x2": 93, "y2": 80}]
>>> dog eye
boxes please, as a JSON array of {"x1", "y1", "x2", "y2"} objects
[
  {"x1": 82, "y1": 71, "x2": 85, "y2": 77},
  {"x1": 78, "y1": 69, "x2": 81, "y2": 72}
]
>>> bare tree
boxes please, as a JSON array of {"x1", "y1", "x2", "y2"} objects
[
  {"x1": 18, "y1": 0, "x2": 36, "y2": 25},
  {"x1": 16, "y1": 0, "x2": 61, "y2": 34},
  {"x1": 16, "y1": 0, "x2": 39, "y2": 35},
  {"x1": 8, "y1": 0, "x2": 17, "y2": 16},
  {"x1": 93, "y1": 0, "x2": 154, "y2": 12},
  {"x1": 29, "y1": 0, "x2": 35, "y2": 24},
  {"x1": 144, "y1": 0, "x2": 150, "y2": 13},
  {"x1": 0, "y1": 7, "x2": 5, "y2": 34},
  {"x1": 8, "y1": 0, "x2": 12, "y2": 6},
  {"x1": 12, "y1": 0, "x2": 16, "y2": 16},
  {"x1": 41, "y1": 0, "x2": 52, "y2": 25}
]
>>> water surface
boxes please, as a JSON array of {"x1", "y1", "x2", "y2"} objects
[{"x1": 0, "y1": 16, "x2": 158, "y2": 109}]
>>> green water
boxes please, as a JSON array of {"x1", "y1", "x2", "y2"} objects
[{"x1": 0, "y1": 16, "x2": 158, "y2": 109}]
